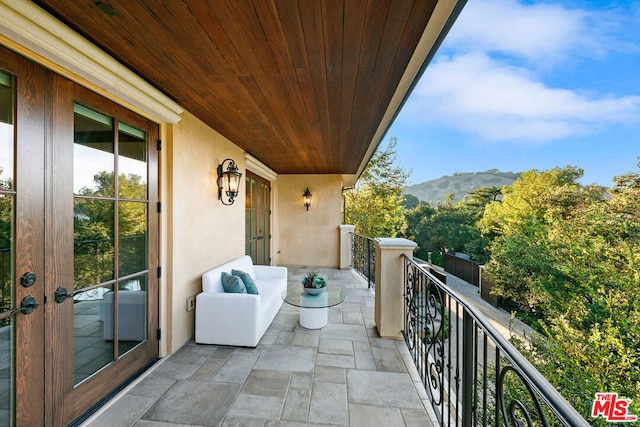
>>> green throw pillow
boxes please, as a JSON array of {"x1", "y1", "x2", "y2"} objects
[
  {"x1": 232, "y1": 269, "x2": 259, "y2": 295},
  {"x1": 221, "y1": 271, "x2": 246, "y2": 293}
]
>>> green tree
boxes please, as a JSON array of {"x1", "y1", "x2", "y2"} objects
[
  {"x1": 74, "y1": 171, "x2": 147, "y2": 289},
  {"x1": 344, "y1": 137, "x2": 411, "y2": 237},
  {"x1": 402, "y1": 202, "x2": 436, "y2": 260},
  {"x1": 402, "y1": 186, "x2": 500, "y2": 264},
  {"x1": 481, "y1": 164, "x2": 640, "y2": 420}
]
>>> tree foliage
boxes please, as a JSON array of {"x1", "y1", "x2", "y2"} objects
[
  {"x1": 75, "y1": 171, "x2": 147, "y2": 289},
  {"x1": 403, "y1": 163, "x2": 639, "y2": 419},
  {"x1": 402, "y1": 186, "x2": 500, "y2": 264},
  {"x1": 480, "y1": 165, "x2": 640, "y2": 419},
  {"x1": 344, "y1": 137, "x2": 410, "y2": 237}
]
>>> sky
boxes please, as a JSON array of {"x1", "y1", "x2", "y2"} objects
[{"x1": 387, "y1": 0, "x2": 640, "y2": 187}]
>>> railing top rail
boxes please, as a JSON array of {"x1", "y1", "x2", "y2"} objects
[
  {"x1": 350, "y1": 232, "x2": 376, "y2": 242},
  {"x1": 402, "y1": 255, "x2": 590, "y2": 426}
]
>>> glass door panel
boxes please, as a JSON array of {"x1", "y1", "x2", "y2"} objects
[
  {"x1": 0, "y1": 69, "x2": 14, "y2": 426},
  {"x1": 73, "y1": 104, "x2": 114, "y2": 196},
  {"x1": 73, "y1": 104, "x2": 151, "y2": 386},
  {"x1": 117, "y1": 274, "x2": 147, "y2": 357}
]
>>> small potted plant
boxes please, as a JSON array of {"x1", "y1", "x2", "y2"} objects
[{"x1": 301, "y1": 271, "x2": 327, "y2": 295}]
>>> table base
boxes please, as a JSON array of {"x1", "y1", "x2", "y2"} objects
[{"x1": 299, "y1": 306, "x2": 328, "y2": 329}]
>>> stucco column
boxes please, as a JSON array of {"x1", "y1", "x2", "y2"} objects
[
  {"x1": 339, "y1": 225, "x2": 356, "y2": 269},
  {"x1": 374, "y1": 238, "x2": 417, "y2": 339}
]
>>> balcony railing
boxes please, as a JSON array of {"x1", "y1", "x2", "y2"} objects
[
  {"x1": 350, "y1": 233, "x2": 375, "y2": 289},
  {"x1": 402, "y1": 255, "x2": 589, "y2": 427}
]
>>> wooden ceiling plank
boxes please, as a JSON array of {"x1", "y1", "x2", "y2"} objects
[
  {"x1": 31, "y1": 0, "x2": 446, "y2": 175},
  {"x1": 253, "y1": 0, "x2": 324, "y2": 169},
  {"x1": 339, "y1": 0, "x2": 368, "y2": 171},
  {"x1": 219, "y1": 0, "x2": 315, "y2": 166},
  {"x1": 299, "y1": 0, "x2": 333, "y2": 171},
  {"x1": 273, "y1": 0, "x2": 328, "y2": 170},
  {"x1": 184, "y1": 2, "x2": 251, "y2": 77},
  {"x1": 349, "y1": 0, "x2": 418, "y2": 170},
  {"x1": 344, "y1": 0, "x2": 392, "y2": 172},
  {"x1": 322, "y1": 0, "x2": 345, "y2": 171}
]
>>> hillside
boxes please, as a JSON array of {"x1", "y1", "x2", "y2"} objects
[{"x1": 404, "y1": 169, "x2": 520, "y2": 205}]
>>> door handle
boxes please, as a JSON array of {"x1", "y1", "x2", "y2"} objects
[
  {"x1": 0, "y1": 295, "x2": 40, "y2": 320},
  {"x1": 55, "y1": 287, "x2": 74, "y2": 304},
  {"x1": 20, "y1": 295, "x2": 39, "y2": 314}
]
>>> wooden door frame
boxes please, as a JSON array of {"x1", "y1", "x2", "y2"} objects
[
  {"x1": 2, "y1": 42, "x2": 161, "y2": 427},
  {"x1": 47, "y1": 78, "x2": 160, "y2": 425}
]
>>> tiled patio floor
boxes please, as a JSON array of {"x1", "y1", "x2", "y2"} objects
[{"x1": 82, "y1": 267, "x2": 435, "y2": 427}]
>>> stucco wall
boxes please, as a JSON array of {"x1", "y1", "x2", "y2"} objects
[
  {"x1": 275, "y1": 175, "x2": 342, "y2": 268},
  {"x1": 161, "y1": 115, "x2": 345, "y2": 352},
  {"x1": 163, "y1": 112, "x2": 246, "y2": 352}
]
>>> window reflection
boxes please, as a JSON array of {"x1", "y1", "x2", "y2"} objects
[
  {"x1": 74, "y1": 199, "x2": 114, "y2": 288},
  {"x1": 74, "y1": 285, "x2": 114, "y2": 385},
  {"x1": 117, "y1": 274, "x2": 147, "y2": 357},
  {"x1": 119, "y1": 201, "x2": 147, "y2": 277},
  {"x1": 0, "y1": 71, "x2": 14, "y2": 425},
  {"x1": 74, "y1": 104, "x2": 114, "y2": 196},
  {"x1": 118, "y1": 122, "x2": 146, "y2": 200},
  {"x1": 72, "y1": 103, "x2": 150, "y2": 383}
]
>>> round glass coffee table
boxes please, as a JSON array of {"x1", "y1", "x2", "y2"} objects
[{"x1": 282, "y1": 286, "x2": 345, "y2": 329}]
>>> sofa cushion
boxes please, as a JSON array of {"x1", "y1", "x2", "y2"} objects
[
  {"x1": 232, "y1": 269, "x2": 259, "y2": 295},
  {"x1": 221, "y1": 272, "x2": 247, "y2": 293}
]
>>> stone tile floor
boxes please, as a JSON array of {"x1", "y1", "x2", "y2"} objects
[{"x1": 82, "y1": 267, "x2": 435, "y2": 427}]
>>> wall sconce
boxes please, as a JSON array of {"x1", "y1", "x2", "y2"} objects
[
  {"x1": 303, "y1": 187, "x2": 312, "y2": 211},
  {"x1": 217, "y1": 159, "x2": 242, "y2": 205}
]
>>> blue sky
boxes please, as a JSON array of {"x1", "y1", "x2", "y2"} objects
[{"x1": 387, "y1": 0, "x2": 640, "y2": 186}]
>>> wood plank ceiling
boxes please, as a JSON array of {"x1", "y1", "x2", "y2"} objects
[{"x1": 33, "y1": 0, "x2": 439, "y2": 175}]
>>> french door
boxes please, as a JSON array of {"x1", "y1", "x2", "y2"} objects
[
  {"x1": 245, "y1": 172, "x2": 271, "y2": 265},
  {"x1": 1, "y1": 46, "x2": 159, "y2": 426}
]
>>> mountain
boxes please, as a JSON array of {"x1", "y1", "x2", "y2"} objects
[{"x1": 404, "y1": 169, "x2": 520, "y2": 205}]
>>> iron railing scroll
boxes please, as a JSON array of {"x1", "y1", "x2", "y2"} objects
[
  {"x1": 350, "y1": 233, "x2": 375, "y2": 289},
  {"x1": 402, "y1": 255, "x2": 589, "y2": 427}
]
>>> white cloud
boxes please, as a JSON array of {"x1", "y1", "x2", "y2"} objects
[
  {"x1": 407, "y1": 53, "x2": 640, "y2": 143},
  {"x1": 445, "y1": 0, "x2": 605, "y2": 64},
  {"x1": 399, "y1": 0, "x2": 640, "y2": 144}
]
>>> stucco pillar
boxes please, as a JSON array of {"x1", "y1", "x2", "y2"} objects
[
  {"x1": 339, "y1": 225, "x2": 356, "y2": 269},
  {"x1": 374, "y1": 238, "x2": 417, "y2": 339}
]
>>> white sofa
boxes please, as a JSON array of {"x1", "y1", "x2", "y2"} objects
[{"x1": 195, "y1": 255, "x2": 287, "y2": 347}]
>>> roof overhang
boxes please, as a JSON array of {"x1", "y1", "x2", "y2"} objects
[{"x1": 1, "y1": 0, "x2": 466, "y2": 181}]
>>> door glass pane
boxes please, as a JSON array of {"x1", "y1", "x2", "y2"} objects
[
  {"x1": 118, "y1": 202, "x2": 147, "y2": 277},
  {"x1": 73, "y1": 104, "x2": 150, "y2": 385},
  {"x1": 74, "y1": 199, "x2": 115, "y2": 288},
  {"x1": 74, "y1": 104, "x2": 114, "y2": 196},
  {"x1": 0, "y1": 70, "x2": 14, "y2": 426},
  {"x1": 118, "y1": 122, "x2": 146, "y2": 200},
  {"x1": 0, "y1": 71, "x2": 13, "y2": 190},
  {"x1": 74, "y1": 285, "x2": 114, "y2": 385},
  {"x1": 0, "y1": 195, "x2": 13, "y2": 424},
  {"x1": 117, "y1": 274, "x2": 147, "y2": 357}
]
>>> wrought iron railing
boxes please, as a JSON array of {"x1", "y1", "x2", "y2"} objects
[
  {"x1": 402, "y1": 255, "x2": 589, "y2": 427},
  {"x1": 350, "y1": 233, "x2": 375, "y2": 289}
]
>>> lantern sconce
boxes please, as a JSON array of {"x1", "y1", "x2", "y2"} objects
[
  {"x1": 217, "y1": 158, "x2": 242, "y2": 205},
  {"x1": 303, "y1": 187, "x2": 312, "y2": 211}
]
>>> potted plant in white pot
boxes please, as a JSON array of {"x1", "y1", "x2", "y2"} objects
[{"x1": 301, "y1": 271, "x2": 327, "y2": 295}]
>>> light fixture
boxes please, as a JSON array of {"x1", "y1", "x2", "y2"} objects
[
  {"x1": 303, "y1": 187, "x2": 312, "y2": 211},
  {"x1": 217, "y1": 159, "x2": 242, "y2": 205},
  {"x1": 95, "y1": 2, "x2": 116, "y2": 16}
]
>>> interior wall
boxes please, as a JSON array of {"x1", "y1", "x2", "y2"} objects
[
  {"x1": 276, "y1": 175, "x2": 342, "y2": 268},
  {"x1": 164, "y1": 111, "x2": 246, "y2": 352}
]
